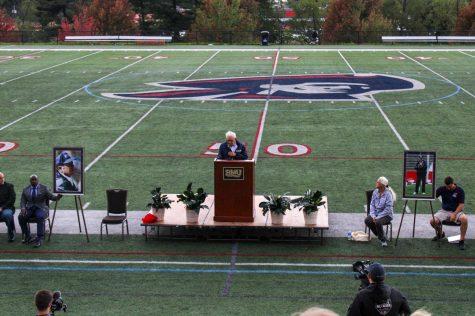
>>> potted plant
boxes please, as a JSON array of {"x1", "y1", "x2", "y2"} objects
[
  {"x1": 146, "y1": 187, "x2": 173, "y2": 221},
  {"x1": 291, "y1": 190, "x2": 326, "y2": 225},
  {"x1": 259, "y1": 193, "x2": 291, "y2": 225},
  {"x1": 177, "y1": 182, "x2": 209, "y2": 223}
]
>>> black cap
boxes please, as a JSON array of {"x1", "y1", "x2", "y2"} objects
[{"x1": 368, "y1": 262, "x2": 385, "y2": 282}]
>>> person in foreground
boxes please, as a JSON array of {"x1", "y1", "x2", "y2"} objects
[
  {"x1": 0, "y1": 171, "x2": 16, "y2": 242},
  {"x1": 430, "y1": 176, "x2": 468, "y2": 250},
  {"x1": 18, "y1": 174, "x2": 62, "y2": 248},
  {"x1": 35, "y1": 290, "x2": 53, "y2": 316},
  {"x1": 364, "y1": 176, "x2": 395, "y2": 247},
  {"x1": 217, "y1": 130, "x2": 248, "y2": 160},
  {"x1": 347, "y1": 262, "x2": 411, "y2": 316}
]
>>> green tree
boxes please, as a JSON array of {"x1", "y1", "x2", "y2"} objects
[
  {"x1": 36, "y1": 0, "x2": 76, "y2": 27},
  {"x1": 288, "y1": 0, "x2": 326, "y2": 40},
  {"x1": 190, "y1": 0, "x2": 258, "y2": 43}
]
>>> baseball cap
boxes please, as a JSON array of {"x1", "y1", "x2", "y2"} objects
[{"x1": 368, "y1": 262, "x2": 385, "y2": 282}]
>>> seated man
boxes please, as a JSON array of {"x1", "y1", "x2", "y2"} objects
[
  {"x1": 18, "y1": 175, "x2": 61, "y2": 248},
  {"x1": 0, "y1": 171, "x2": 16, "y2": 242},
  {"x1": 430, "y1": 176, "x2": 468, "y2": 250},
  {"x1": 217, "y1": 131, "x2": 248, "y2": 160},
  {"x1": 364, "y1": 177, "x2": 394, "y2": 247}
]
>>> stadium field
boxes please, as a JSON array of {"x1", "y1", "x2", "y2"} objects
[
  {"x1": 0, "y1": 235, "x2": 475, "y2": 315},
  {"x1": 0, "y1": 47, "x2": 473, "y2": 213},
  {"x1": 0, "y1": 45, "x2": 474, "y2": 314}
]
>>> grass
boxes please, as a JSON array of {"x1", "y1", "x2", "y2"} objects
[
  {"x1": 0, "y1": 235, "x2": 474, "y2": 315},
  {"x1": 0, "y1": 48, "x2": 473, "y2": 213}
]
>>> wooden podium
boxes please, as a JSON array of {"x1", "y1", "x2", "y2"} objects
[{"x1": 214, "y1": 159, "x2": 255, "y2": 222}]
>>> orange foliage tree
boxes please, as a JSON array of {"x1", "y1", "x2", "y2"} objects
[
  {"x1": 88, "y1": 0, "x2": 138, "y2": 35},
  {"x1": 0, "y1": 8, "x2": 17, "y2": 31},
  {"x1": 455, "y1": 0, "x2": 475, "y2": 35}
]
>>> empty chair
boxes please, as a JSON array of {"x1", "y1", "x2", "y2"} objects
[{"x1": 101, "y1": 189, "x2": 129, "y2": 240}]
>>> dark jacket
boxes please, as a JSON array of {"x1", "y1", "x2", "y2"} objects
[
  {"x1": 0, "y1": 182, "x2": 15, "y2": 211},
  {"x1": 347, "y1": 283, "x2": 411, "y2": 316},
  {"x1": 20, "y1": 183, "x2": 60, "y2": 213},
  {"x1": 217, "y1": 140, "x2": 248, "y2": 160}
]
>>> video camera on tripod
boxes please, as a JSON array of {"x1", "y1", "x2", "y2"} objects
[
  {"x1": 51, "y1": 291, "x2": 67, "y2": 314},
  {"x1": 352, "y1": 260, "x2": 373, "y2": 290}
]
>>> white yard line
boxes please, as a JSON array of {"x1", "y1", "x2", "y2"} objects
[
  {"x1": 253, "y1": 49, "x2": 280, "y2": 162},
  {"x1": 84, "y1": 51, "x2": 221, "y2": 172},
  {"x1": 1, "y1": 258, "x2": 474, "y2": 270},
  {"x1": 84, "y1": 100, "x2": 163, "y2": 172},
  {"x1": 0, "y1": 51, "x2": 162, "y2": 133},
  {"x1": 1, "y1": 48, "x2": 475, "y2": 52},
  {"x1": 459, "y1": 51, "x2": 474, "y2": 58},
  {"x1": 0, "y1": 50, "x2": 43, "y2": 63},
  {"x1": 399, "y1": 51, "x2": 475, "y2": 99},
  {"x1": 0, "y1": 51, "x2": 102, "y2": 86},
  {"x1": 184, "y1": 50, "x2": 220, "y2": 80},
  {"x1": 338, "y1": 51, "x2": 410, "y2": 150}
]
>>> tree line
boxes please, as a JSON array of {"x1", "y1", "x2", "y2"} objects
[{"x1": 0, "y1": 0, "x2": 473, "y2": 43}]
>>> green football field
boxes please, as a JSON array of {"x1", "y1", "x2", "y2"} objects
[
  {"x1": 0, "y1": 46, "x2": 474, "y2": 213},
  {"x1": 0, "y1": 45, "x2": 474, "y2": 313}
]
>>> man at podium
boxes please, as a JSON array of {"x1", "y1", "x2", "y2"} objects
[{"x1": 217, "y1": 131, "x2": 248, "y2": 160}]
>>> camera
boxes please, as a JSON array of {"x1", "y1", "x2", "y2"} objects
[
  {"x1": 51, "y1": 291, "x2": 67, "y2": 314},
  {"x1": 352, "y1": 260, "x2": 372, "y2": 290}
]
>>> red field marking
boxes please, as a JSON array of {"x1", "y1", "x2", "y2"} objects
[
  {"x1": 1, "y1": 152, "x2": 475, "y2": 161},
  {"x1": 0, "y1": 142, "x2": 18, "y2": 153},
  {"x1": 1, "y1": 249, "x2": 474, "y2": 261},
  {"x1": 264, "y1": 143, "x2": 312, "y2": 157}
]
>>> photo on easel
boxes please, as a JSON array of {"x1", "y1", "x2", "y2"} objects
[
  {"x1": 53, "y1": 147, "x2": 84, "y2": 195},
  {"x1": 402, "y1": 150, "x2": 436, "y2": 200}
]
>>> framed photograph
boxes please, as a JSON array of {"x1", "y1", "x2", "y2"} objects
[
  {"x1": 402, "y1": 151, "x2": 436, "y2": 200},
  {"x1": 53, "y1": 147, "x2": 84, "y2": 195}
]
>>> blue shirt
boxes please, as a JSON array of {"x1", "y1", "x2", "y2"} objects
[
  {"x1": 370, "y1": 188, "x2": 393, "y2": 219},
  {"x1": 436, "y1": 186, "x2": 464, "y2": 212},
  {"x1": 217, "y1": 140, "x2": 248, "y2": 160}
]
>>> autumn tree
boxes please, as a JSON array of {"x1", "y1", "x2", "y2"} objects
[
  {"x1": 0, "y1": 7, "x2": 16, "y2": 31},
  {"x1": 288, "y1": 0, "x2": 326, "y2": 39},
  {"x1": 454, "y1": 0, "x2": 475, "y2": 35},
  {"x1": 88, "y1": 0, "x2": 137, "y2": 35},
  {"x1": 190, "y1": 0, "x2": 258, "y2": 43}
]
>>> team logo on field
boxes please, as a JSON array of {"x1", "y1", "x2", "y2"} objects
[{"x1": 102, "y1": 74, "x2": 424, "y2": 102}]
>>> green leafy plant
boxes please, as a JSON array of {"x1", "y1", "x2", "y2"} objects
[
  {"x1": 146, "y1": 187, "x2": 173, "y2": 210},
  {"x1": 177, "y1": 182, "x2": 209, "y2": 213},
  {"x1": 259, "y1": 193, "x2": 291, "y2": 215},
  {"x1": 291, "y1": 190, "x2": 326, "y2": 214}
]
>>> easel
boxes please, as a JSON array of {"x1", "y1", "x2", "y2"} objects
[
  {"x1": 48, "y1": 195, "x2": 90, "y2": 242},
  {"x1": 395, "y1": 199, "x2": 435, "y2": 246}
]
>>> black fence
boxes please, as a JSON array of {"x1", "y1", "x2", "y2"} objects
[{"x1": 1, "y1": 29, "x2": 474, "y2": 45}]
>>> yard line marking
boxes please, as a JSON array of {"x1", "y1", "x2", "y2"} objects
[
  {"x1": 82, "y1": 202, "x2": 90, "y2": 209},
  {"x1": 183, "y1": 50, "x2": 220, "y2": 81},
  {"x1": 338, "y1": 50, "x2": 356, "y2": 74},
  {"x1": 399, "y1": 51, "x2": 475, "y2": 99},
  {"x1": 253, "y1": 49, "x2": 280, "y2": 161},
  {"x1": 1, "y1": 265, "x2": 475, "y2": 277},
  {"x1": 459, "y1": 51, "x2": 474, "y2": 58},
  {"x1": 221, "y1": 242, "x2": 239, "y2": 297},
  {"x1": 0, "y1": 50, "x2": 43, "y2": 63},
  {"x1": 0, "y1": 51, "x2": 161, "y2": 133},
  {"x1": 338, "y1": 51, "x2": 410, "y2": 150},
  {"x1": 0, "y1": 51, "x2": 101, "y2": 86},
  {"x1": 85, "y1": 50, "x2": 220, "y2": 172},
  {"x1": 371, "y1": 95, "x2": 410, "y2": 150},
  {"x1": 84, "y1": 100, "x2": 163, "y2": 172},
  {"x1": 2, "y1": 259, "x2": 475, "y2": 270}
]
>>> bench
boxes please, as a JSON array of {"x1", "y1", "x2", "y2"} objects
[
  {"x1": 382, "y1": 36, "x2": 475, "y2": 43},
  {"x1": 64, "y1": 35, "x2": 172, "y2": 44}
]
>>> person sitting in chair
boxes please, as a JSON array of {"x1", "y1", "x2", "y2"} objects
[
  {"x1": 18, "y1": 175, "x2": 62, "y2": 248},
  {"x1": 365, "y1": 177, "x2": 395, "y2": 247},
  {"x1": 430, "y1": 176, "x2": 468, "y2": 250}
]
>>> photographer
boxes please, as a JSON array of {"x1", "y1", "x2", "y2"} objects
[
  {"x1": 35, "y1": 290, "x2": 53, "y2": 316},
  {"x1": 347, "y1": 263, "x2": 411, "y2": 316}
]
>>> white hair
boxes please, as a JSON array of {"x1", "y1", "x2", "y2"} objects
[
  {"x1": 0, "y1": 172, "x2": 4, "y2": 178},
  {"x1": 225, "y1": 131, "x2": 236, "y2": 139}
]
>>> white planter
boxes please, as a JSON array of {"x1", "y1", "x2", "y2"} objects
[
  {"x1": 156, "y1": 208, "x2": 165, "y2": 221},
  {"x1": 186, "y1": 208, "x2": 199, "y2": 223},
  {"x1": 271, "y1": 213, "x2": 284, "y2": 225},
  {"x1": 304, "y1": 212, "x2": 317, "y2": 225}
]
